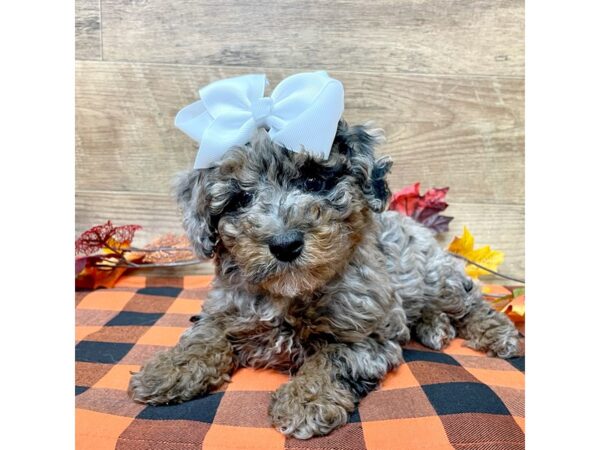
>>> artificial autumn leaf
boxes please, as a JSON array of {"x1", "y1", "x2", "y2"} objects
[
  {"x1": 503, "y1": 294, "x2": 525, "y2": 324},
  {"x1": 75, "y1": 221, "x2": 143, "y2": 289},
  {"x1": 482, "y1": 285, "x2": 525, "y2": 335},
  {"x1": 75, "y1": 263, "x2": 129, "y2": 290},
  {"x1": 389, "y1": 183, "x2": 422, "y2": 216},
  {"x1": 75, "y1": 223, "x2": 204, "y2": 290},
  {"x1": 448, "y1": 226, "x2": 504, "y2": 279},
  {"x1": 512, "y1": 287, "x2": 525, "y2": 298},
  {"x1": 75, "y1": 252, "x2": 145, "y2": 290},
  {"x1": 503, "y1": 294, "x2": 525, "y2": 335},
  {"x1": 481, "y1": 285, "x2": 513, "y2": 309},
  {"x1": 75, "y1": 221, "x2": 142, "y2": 255},
  {"x1": 389, "y1": 182, "x2": 453, "y2": 234},
  {"x1": 421, "y1": 214, "x2": 454, "y2": 233},
  {"x1": 137, "y1": 234, "x2": 195, "y2": 264}
]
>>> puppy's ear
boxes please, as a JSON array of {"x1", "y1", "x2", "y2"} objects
[
  {"x1": 334, "y1": 120, "x2": 392, "y2": 212},
  {"x1": 174, "y1": 169, "x2": 218, "y2": 258}
]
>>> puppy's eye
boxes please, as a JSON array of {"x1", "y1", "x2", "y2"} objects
[
  {"x1": 224, "y1": 190, "x2": 253, "y2": 213},
  {"x1": 303, "y1": 177, "x2": 327, "y2": 193}
]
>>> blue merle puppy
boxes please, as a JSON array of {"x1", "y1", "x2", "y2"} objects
[{"x1": 128, "y1": 120, "x2": 521, "y2": 439}]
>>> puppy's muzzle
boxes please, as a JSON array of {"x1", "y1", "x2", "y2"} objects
[{"x1": 269, "y1": 231, "x2": 304, "y2": 262}]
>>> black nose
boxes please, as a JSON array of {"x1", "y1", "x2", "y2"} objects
[{"x1": 269, "y1": 231, "x2": 304, "y2": 262}]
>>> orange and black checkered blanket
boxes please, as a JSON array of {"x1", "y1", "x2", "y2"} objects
[{"x1": 76, "y1": 275, "x2": 525, "y2": 450}]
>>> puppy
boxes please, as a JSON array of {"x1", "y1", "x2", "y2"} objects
[{"x1": 129, "y1": 121, "x2": 521, "y2": 439}]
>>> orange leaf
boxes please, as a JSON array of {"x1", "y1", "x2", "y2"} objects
[
  {"x1": 502, "y1": 294, "x2": 525, "y2": 324},
  {"x1": 75, "y1": 266, "x2": 129, "y2": 290}
]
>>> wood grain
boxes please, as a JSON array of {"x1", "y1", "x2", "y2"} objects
[
  {"x1": 75, "y1": 0, "x2": 101, "y2": 60},
  {"x1": 75, "y1": 0, "x2": 524, "y2": 280},
  {"x1": 76, "y1": 61, "x2": 523, "y2": 204},
  {"x1": 100, "y1": 0, "x2": 524, "y2": 77},
  {"x1": 76, "y1": 190, "x2": 524, "y2": 278}
]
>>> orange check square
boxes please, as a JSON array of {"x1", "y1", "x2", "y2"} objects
[
  {"x1": 136, "y1": 326, "x2": 187, "y2": 346},
  {"x1": 363, "y1": 416, "x2": 453, "y2": 450},
  {"x1": 165, "y1": 297, "x2": 202, "y2": 315},
  {"x1": 76, "y1": 409, "x2": 133, "y2": 450},
  {"x1": 202, "y1": 424, "x2": 284, "y2": 450},
  {"x1": 514, "y1": 416, "x2": 525, "y2": 433},
  {"x1": 94, "y1": 364, "x2": 141, "y2": 391},
  {"x1": 183, "y1": 275, "x2": 214, "y2": 289},
  {"x1": 114, "y1": 275, "x2": 146, "y2": 289},
  {"x1": 465, "y1": 367, "x2": 525, "y2": 389},
  {"x1": 75, "y1": 326, "x2": 103, "y2": 342},
  {"x1": 228, "y1": 368, "x2": 290, "y2": 391},
  {"x1": 442, "y1": 338, "x2": 487, "y2": 356},
  {"x1": 380, "y1": 364, "x2": 420, "y2": 390},
  {"x1": 77, "y1": 290, "x2": 135, "y2": 311}
]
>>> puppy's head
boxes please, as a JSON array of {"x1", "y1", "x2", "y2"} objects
[{"x1": 175, "y1": 120, "x2": 392, "y2": 297}]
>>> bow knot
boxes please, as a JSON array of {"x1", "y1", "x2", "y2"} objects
[
  {"x1": 251, "y1": 97, "x2": 273, "y2": 127},
  {"x1": 175, "y1": 71, "x2": 345, "y2": 169}
]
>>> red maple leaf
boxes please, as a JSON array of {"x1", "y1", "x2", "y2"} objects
[{"x1": 389, "y1": 183, "x2": 453, "y2": 234}]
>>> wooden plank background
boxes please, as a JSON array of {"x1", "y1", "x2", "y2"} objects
[{"x1": 75, "y1": 0, "x2": 524, "y2": 280}]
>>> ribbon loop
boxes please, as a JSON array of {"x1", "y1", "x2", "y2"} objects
[{"x1": 175, "y1": 71, "x2": 345, "y2": 169}]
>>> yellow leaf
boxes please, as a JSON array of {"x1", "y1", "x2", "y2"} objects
[
  {"x1": 448, "y1": 226, "x2": 474, "y2": 254},
  {"x1": 101, "y1": 237, "x2": 131, "y2": 254},
  {"x1": 447, "y1": 226, "x2": 504, "y2": 279}
]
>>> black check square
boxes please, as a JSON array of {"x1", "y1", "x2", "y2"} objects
[
  {"x1": 76, "y1": 385, "x2": 89, "y2": 396},
  {"x1": 347, "y1": 407, "x2": 361, "y2": 423},
  {"x1": 507, "y1": 356, "x2": 525, "y2": 372},
  {"x1": 75, "y1": 341, "x2": 134, "y2": 364},
  {"x1": 403, "y1": 349, "x2": 460, "y2": 366},
  {"x1": 106, "y1": 311, "x2": 164, "y2": 327},
  {"x1": 137, "y1": 392, "x2": 224, "y2": 423},
  {"x1": 137, "y1": 286, "x2": 183, "y2": 298},
  {"x1": 422, "y1": 382, "x2": 511, "y2": 416}
]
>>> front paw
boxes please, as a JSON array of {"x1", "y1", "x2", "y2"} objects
[
  {"x1": 269, "y1": 376, "x2": 354, "y2": 439},
  {"x1": 415, "y1": 312, "x2": 456, "y2": 351},
  {"x1": 128, "y1": 350, "x2": 209, "y2": 405},
  {"x1": 465, "y1": 326, "x2": 522, "y2": 359},
  {"x1": 487, "y1": 331, "x2": 522, "y2": 358}
]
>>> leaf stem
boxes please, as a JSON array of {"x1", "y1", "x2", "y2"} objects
[
  {"x1": 94, "y1": 259, "x2": 204, "y2": 269},
  {"x1": 125, "y1": 246, "x2": 194, "y2": 253},
  {"x1": 482, "y1": 292, "x2": 513, "y2": 299},
  {"x1": 447, "y1": 252, "x2": 525, "y2": 284}
]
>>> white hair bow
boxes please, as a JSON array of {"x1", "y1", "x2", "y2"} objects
[{"x1": 174, "y1": 71, "x2": 344, "y2": 169}]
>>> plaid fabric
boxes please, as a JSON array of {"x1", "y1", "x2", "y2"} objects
[{"x1": 76, "y1": 275, "x2": 525, "y2": 450}]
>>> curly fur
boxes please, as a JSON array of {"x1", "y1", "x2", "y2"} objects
[{"x1": 129, "y1": 120, "x2": 521, "y2": 439}]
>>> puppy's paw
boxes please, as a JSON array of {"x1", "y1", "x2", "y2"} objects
[
  {"x1": 415, "y1": 312, "x2": 456, "y2": 351},
  {"x1": 487, "y1": 332, "x2": 522, "y2": 359},
  {"x1": 269, "y1": 376, "x2": 354, "y2": 439},
  {"x1": 465, "y1": 326, "x2": 522, "y2": 359},
  {"x1": 128, "y1": 350, "x2": 211, "y2": 405}
]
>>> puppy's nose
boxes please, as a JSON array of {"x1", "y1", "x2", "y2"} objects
[{"x1": 269, "y1": 231, "x2": 304, "y2": 262}]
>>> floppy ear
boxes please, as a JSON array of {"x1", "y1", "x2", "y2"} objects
[
  {"x1": 334, "y1": 120, "x2": 393, "y2": 212},
  {"x1": 173, "y1": 169, "x2": 218, "y2": 258}
]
